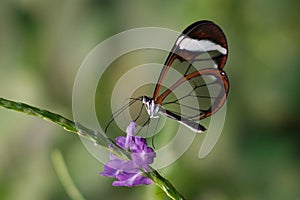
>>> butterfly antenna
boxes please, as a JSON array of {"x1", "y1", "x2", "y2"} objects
[
  {"x1": 133, "y1": 101, "x2": 145, "y2": 122},
  {"x1": 104, "y1": 97, "x2": 141, "y2": 133},
  {"x1": 109, "y1": 97, "x2": 140, "y2": 119}
]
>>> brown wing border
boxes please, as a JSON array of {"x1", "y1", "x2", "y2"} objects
[
  {"x1": 153, "y1": 20, "x2": 228, "y2": 103},
  {"x1": 156, "y1": 68, "x2": 229, "y2": 120}
]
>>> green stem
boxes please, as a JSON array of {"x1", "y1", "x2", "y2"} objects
[
  {"x1": 0, "y1": 97, "x2": 77, "y2": 133},
  {"x1": 0, "y1": 97, "x2": 120, "y2": 154},
  {"x1": 51, "y1": 150, "x2": 86, "y2": 200},
  {"x1": 0, "y1": 97, "x2": 186, "y2": 200},
  {"x1": 147, "y1": 167, "x2": 186, "y2": 200}
]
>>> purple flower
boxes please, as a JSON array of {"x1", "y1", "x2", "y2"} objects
[{"x1": 100, "y1": 121, "x2": 156, "y2": 187}]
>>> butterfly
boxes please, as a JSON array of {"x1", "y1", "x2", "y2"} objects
[{"x1": 106, "y1": 20, "x2": 229, "y2": 133}]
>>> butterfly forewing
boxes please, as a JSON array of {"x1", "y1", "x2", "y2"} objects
[
  {"x1": 154, "y1": 20, "x2": 229, "y2": 122},
  {"x1": 180, "y1": 20, "x2": 228, "y2": 69}
]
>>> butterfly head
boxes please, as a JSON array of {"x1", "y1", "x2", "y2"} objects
[{"x1": 142, "y1": 96, "x2": 160, "y2": 119}]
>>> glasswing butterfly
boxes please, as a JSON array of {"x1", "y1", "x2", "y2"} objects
[{"x1": 106, "y1": 20, "x2": 229, "y2": 133}]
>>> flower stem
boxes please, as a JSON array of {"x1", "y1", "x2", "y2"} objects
[
  {"x1": 0, "y1": 97, "x2": 77, "y2": 133},
  {"x1": 147, "y1": 168, "x2": 186, "y2": 200},
  {"x1": 0, "y1": 97, "x2": 186, "y2": 200}
]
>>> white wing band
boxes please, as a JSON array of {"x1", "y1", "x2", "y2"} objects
[{"x1": 176, "y1": 36, "x2": 227, "y2": 55}]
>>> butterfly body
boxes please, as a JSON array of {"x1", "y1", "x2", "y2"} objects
[
  {"x1": 144, "y1": 20, "x2": 229, "y2": 133},
  {"x1": 142, "y1": 96, "x2": 159, "y2": 119},
  {"x1": 142, "y1": 95, "x2": 206, "y2": 133},
  {"x1": 105, "y1": 20, "x2": 229, "y2": 134}
]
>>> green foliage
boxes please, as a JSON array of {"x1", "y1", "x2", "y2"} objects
[{"x1": 0, "y1": 0, "x2": 299, "y2": 199}]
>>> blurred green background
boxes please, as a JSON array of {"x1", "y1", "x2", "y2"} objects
[{"x1": 1, "y1": 0, "x2": 299, "y2": 199}]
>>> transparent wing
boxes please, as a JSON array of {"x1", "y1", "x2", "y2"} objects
[
  {"x1": 153, "y1": 20, "x2": 229, "y2": 122},
  {"x1": 153, "y1": 20, "x2": 228, "y2": 103},
  {"x1": 159, "y1": 69, "x2": 229, "y2": 121}
]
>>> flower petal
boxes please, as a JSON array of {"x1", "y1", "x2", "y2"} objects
[
  {"x1": 126, "y1": 121, "x2": 136, "y2": 136},
  {"x1": 113, "y1": 172, "x2": 152, "y2": 187},
  {"x1": 99, "y1": 121, "x2": 156, "y2": 187}
]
